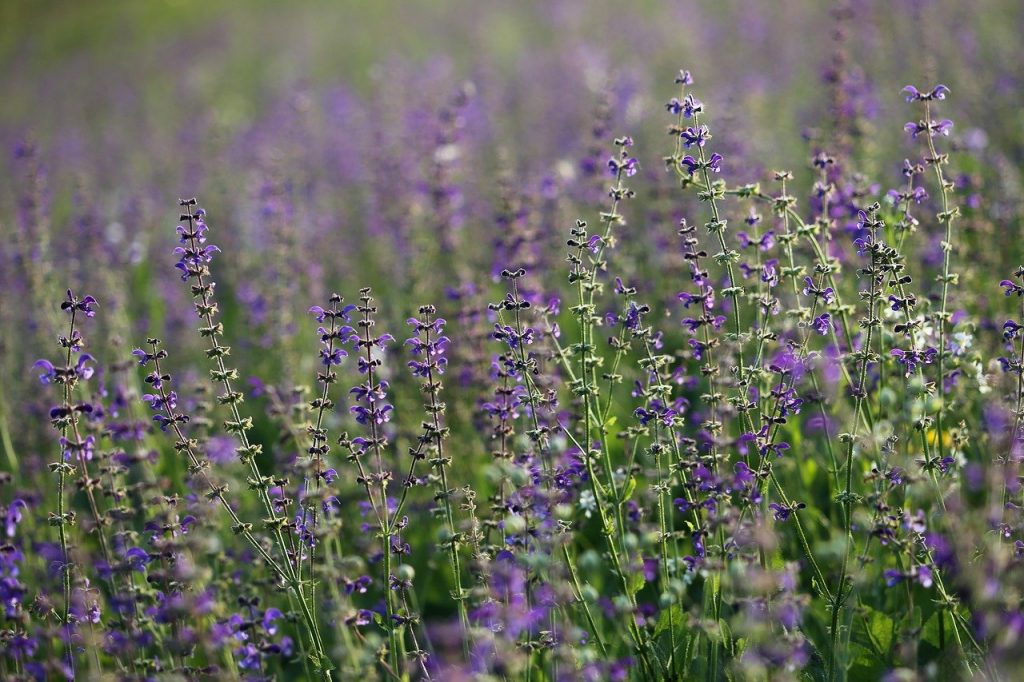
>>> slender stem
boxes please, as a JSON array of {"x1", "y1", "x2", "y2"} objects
[
  {"x1": 54, "y1": 307, "x2": 78, "y2": 677},
  {"x1": 830, "y1": 211, "x2": 882, "y2": 681},
  {"x1": 922, "y1": 100, "x2": 956, "y2": 466},
  {"x1": 303, "y1": 299, "x2": 343, "y2": 650},
  {"x1": 150, "y1": 347, "x2": 286, "y2": 576},
  {"x1": 561, "y1": 545, "x2": 609, "y2": 657},
  {"x1": 411, "y1": 308, "x2": 471, "y2": 657},
  {"x1": 176, "y1": 203, "x2": 332, "y2": 678},
  {"x1": 354, "y1": 295, "x2": 403, "y2": 680}
]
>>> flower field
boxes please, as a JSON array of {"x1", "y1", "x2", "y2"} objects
[{"x1": 2, "y1": 1, "x2": 1024, "y2": 679}]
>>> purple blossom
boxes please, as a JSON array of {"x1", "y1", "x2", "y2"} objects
[
  {"x1": 902, "y1": 84, "x2": 950, "y2": 102},
  {"x1": 890, "y1": 347, "x2": 938, "y2": 376},
  {"x1": 681, "y1": 125, "x2": 711, "y2": 148}
]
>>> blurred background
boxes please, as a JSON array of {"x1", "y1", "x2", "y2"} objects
[{"x1": 3, "y1": 0, "x2": 1020, "y2": 193}]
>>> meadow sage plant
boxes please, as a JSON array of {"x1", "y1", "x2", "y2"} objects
[{"x1": 7, "y1": 8, "x2": 1024, "y2": 679}]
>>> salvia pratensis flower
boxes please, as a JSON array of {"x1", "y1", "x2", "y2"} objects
[{"x1": 902, "y1": 84, "x2": 950, "y2": 102}]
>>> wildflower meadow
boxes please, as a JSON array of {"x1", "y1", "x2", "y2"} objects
[{"x1": 2, "y1": 1, "x2": 1024, "y2": 679}]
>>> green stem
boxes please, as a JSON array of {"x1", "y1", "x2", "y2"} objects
[{"x1": 177, "y1": 203, "x2": 332, "y2": 678}]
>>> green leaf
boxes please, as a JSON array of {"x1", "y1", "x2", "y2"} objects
[
  {"x1": 866, "y1": 607, "x2": 894, "y2": 655},
  {"x1": 628, "y1": 571, "x2": 646, "y2": 596},
  {"x1": 848, "y1": 643, "x2": 887, "y2": 680},
  {"x1": 921, "y1": 612, "x2": 943, "y2": 648},
  {"x1": 719, "y1": 618, "x2": 734, "y2": 654},
  {"x1": 621, "y1": 476, "x2": 637, "y2": 502},
  {"x1": 851, "y1": 605, "x2": 894, "y2": 663},
  {"x1": 654, "y1": 604, "x2": 684, "y2": 638},
  {"x1": 800, "y1": 456, "x2": 818, "y2": 489}
]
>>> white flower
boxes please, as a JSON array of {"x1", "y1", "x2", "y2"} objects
[
  {"x1": 579, "y1": 490, "x2": 596, "y2": 519},
  {"x1": 950, "y1": 331, "x2": 973, "y2": 356},
  {"x1": 970, "y1": 360, "x2": 992, "y2": 394}
]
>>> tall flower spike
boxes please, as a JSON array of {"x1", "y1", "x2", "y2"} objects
[
  {"x1": 296, "y1": 293, "x2": 354, "y2": 642},
  {"x1": 170, "y1": 200, "x2": 335, "y2": 678},
  {"x1": 38, "y1": 288, "x2": 101, "y2": 677},
  {"x1": 904, "y1": 84, "x2": 960, "y2": 477},
  {"x1": 403, "y1": 305, "x2": 469, "y2": 653},
  {"x1": 343, "y1": 287, "x2": 406, "y2": 675}
]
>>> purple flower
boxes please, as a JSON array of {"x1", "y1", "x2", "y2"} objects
[
  {"x1": 124, "y1": 547, "x2": 150, "y2": 572},
  {"x1": 801, "y1": 277, "x2": 835, "y2": 304},
  {"x1": 902, "y1": 84, "x2": 950, "y2": 102},
  {"x1": 60, "y1": 289, "x2": 98, "y2": 318},
  {"x1": 320, "y1": 347, "x2": 348, "y2": 366},
  {"x1": 310, "y1": 303, "x2": 356, "y2": 323},
  {"x1": 682, "y1": 93, "x2": 702, "y2": 118},
  {"x1": 5, "y1": 499, "x2": 26, "y2": 538},
  {"x1": 60, "y1": 434, "x2": 96, "y2": 462},
  {"x1": 680, "y1": 155, "x2": 700, "y2": 175},
  {"x1": 674, "y1": 497, "x2": 695, "y2": 514},
  {"x1": 768, "y1": 502, "x2": 805, "y2": 521},
  {"x1": 1002, "y1": 280, "x2": 1024, "y2": 297},
  {"x1": 732, "y1": 462, "x2": 755, "y2": 490},
  {"x1": 679, "y1": 152, "x2": 722, "y2": 175},
  {"x1": 608, "y1": 155, "x2": 639, "y2": 177},
  {"x1": 706, "y1": 152, "x2": 723, "y2": 173},
  {"x1": 891, "y1": 347, "x2": 938, "y2": 377},
  {"x1": 668, "y1": 93, "x2": 703, "y2": 118},
  {"x1": 904, "y1": 119, "x2": 954, "y2": 138},
  {"x1": 737, "y1": 229, "x2": 773, "y2": 251},
  {"x1": 32, "y1": 359, "x2": 56, "y2": 385},
  {"x1": 680, "y1": 125, "x2": 711, "y2": 148},
  {"x1": 350, "y1": 404, "x2": 394, "y2": 426},
  {"x1": 915, "y1": 565, "x2": 934, "y2": 588},
  {"x1": 262, "y1": 608, "x2": 283, "y2": 635},
  {"x1": 152, "y1": 414, "x2": 176, "y2": 432},
  {"x1": 142, "y1": 391, "x2": 176, "y2": 412}
]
